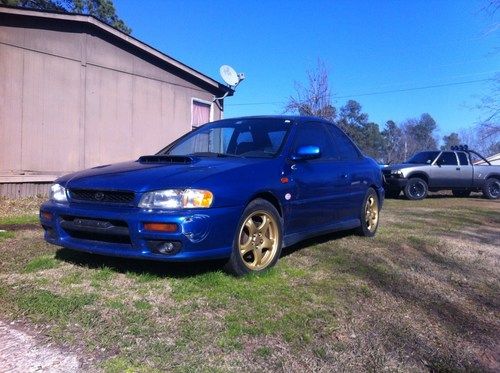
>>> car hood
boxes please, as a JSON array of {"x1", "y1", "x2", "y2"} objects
[
  {"x1": 58, "y1": 156, "x2": 269, "y2": 193},
  {"x1": 382, "y1": 163, "x2": 420, "y2": 171}
]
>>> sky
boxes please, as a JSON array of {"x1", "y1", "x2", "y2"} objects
[{"x1": 114, "y1": 0, "x2": 499, "y2": 140}]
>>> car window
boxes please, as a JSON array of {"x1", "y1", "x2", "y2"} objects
[
  {"x1": 328, "y1": 125, "x2": 360, "y2": 161},
  {"x1": 165, "y1": 118, "x2": 291, "y2": 158},
  {"x1": 406, "y1": 151, "x2": 440, "y2": 164},
  {"x1": 292, "y1": 123, "x2": 338, "y2": 159},
  {"x1": 437, "y1": 152, "x2": 458, "y2": 166},
  {"x1": 457, "y1": 152, "x2": 469, "y2": 166}
]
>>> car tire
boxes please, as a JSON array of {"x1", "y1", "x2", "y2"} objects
[
  {"x1": 482, "y1": 178, "x2": 500, "y2": 200},
  {"x1": 356, "y1": 188, "x2": 380, "y2": 237},
  {"x1": 223, "y1": 199, "x2": 283, "y2": 276},
  {"x1": 452, "y1": 189, "x2": 471, "y2": 198},
  {"x1": 385, "y1": 189, "x2": 401, "y2": 198},
  {"x1": 403, "y1": 178, "x2": 428, "y2": 200}
]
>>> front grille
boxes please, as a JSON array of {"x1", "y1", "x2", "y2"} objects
[
  {"x1": 382, "y1": 169, "x2": 391, "y2": 176},
  {"x1": 60, "y1": 216, "x2": 132, "y2": 245},
  {"x1": 69, "y1": 189, "x2": 135, "y2": 204}
]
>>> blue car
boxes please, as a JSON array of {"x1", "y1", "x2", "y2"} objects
[{"x1": 40, "y1": 116, "x2": 384, "y2": 275}]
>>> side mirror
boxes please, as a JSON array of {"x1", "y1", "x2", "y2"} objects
[{"x1": 291, "y1": 145, "x2": 321, "y2": 161}]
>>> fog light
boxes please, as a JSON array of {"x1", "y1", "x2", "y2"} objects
[
  {"x1": 147, "y1": 240, "x2": 182, "y2": 255},
  {"x1": 40, "y1": 211, "x2": 53, "y2": 221},
  {"x1": 143, "y1": 222, "x2": 178, "y2": 232}
]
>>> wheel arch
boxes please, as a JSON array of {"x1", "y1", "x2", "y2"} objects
[
  {"x1": 246, "y1": 191, "x2": 283, "y2": 217},
  {"x1": 407, "y1": 172, "x2": 429, "y2": 184}
]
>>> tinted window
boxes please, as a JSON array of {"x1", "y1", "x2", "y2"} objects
[
  {"x1": 406, "y1": 151, "x2": 440, "y2": 164},
  {"x1": 437, "y1": 152, "x2": 458, "y2": 166},
  {"x1": 457, "y1": 152, "x2": 469, "y2": 165},
  {"x1": 292, "y1": 124, "x2": 338, "y2": 159},
  {"x1": 329, "y1": 125, "x2": 360, "y2": 161}
]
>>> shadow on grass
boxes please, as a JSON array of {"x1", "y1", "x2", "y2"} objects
[
  {"x1": 55, "y1": 228, "x2": 355, "y2": 278},
  {"x1": 343, "y1": 252, "x2": 499, "y2": 365},
  {"x1": 55, "y1": 248, "x2": 226, "y2": 279}
]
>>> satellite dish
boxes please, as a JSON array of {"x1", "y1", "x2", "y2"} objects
[{"x1": 220, "y1": 65, "x2": 240, "y2": 87}]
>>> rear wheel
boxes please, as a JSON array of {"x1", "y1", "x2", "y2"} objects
[
  {"x1": 482, "y1": 178, "x2": 500, "y2": 199},
  {"x1": 452, "y1": 189, "x2": 471, "y2": 198},
  {"x1": 356, "y1": 188, "x2": 380, "y2": 237},
  {"x1": 224, "y1": 199, "x2": 282, "y2": 276},
  {"x1": 404, "y1": 178, "x2": 428, "y2": 200}
]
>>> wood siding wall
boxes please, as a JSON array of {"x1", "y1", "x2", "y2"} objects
[{"x1": 0, "y1": 14, "x2": 223, "y2": 198}]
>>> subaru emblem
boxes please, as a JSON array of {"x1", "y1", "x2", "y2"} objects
[{"x1": 94, "y1": 192, "x2": 105, "y2": 201}]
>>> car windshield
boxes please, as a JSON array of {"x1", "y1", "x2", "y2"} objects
[
  {"x1": 161, "y1": 118, "x2": 291, "y2": 158},
  {"x1": 406, "y1": 151, "x2": 440, "y2": 164}
]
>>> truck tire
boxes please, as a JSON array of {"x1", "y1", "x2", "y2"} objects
[
  {"x1": 403, "y1": 178, "x2": 428, "y2": 200},
  {"x1": 482, "y1": 178, "x2": 500, "y2": 199},
  {"x1": 452, "y1": 189, "x2": 471, "y2": 198}
]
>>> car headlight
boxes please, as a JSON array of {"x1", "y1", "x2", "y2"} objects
[
  {"x1": 49, "y1": 183, "x2": 68, "y2": 203},
  {"x1": 390, "y1": 170, "x2": 404, "y2": 177},
  {"x1": 138, "y1": 189, "x2": 213, "y2": 209}
]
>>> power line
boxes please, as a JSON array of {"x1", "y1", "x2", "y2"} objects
[{"x1": 225, "y1": 77, "x2": 493, "y2": 107}]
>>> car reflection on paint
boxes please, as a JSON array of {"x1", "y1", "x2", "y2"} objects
[{"x1": 40, "y1": 116, "x2": 384, "y2": 276}]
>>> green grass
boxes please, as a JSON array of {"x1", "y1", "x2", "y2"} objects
[
  {"x1": 0, "y1": 196, "x2": 498, "y2": 371},
  {"x1": 24, "y1": 255, "x2": 59, "y2": 273},
  {"x1": 0, "y1": 214, "x2": 39, "y2": 226},
  {"x1": 0, "y1": 230, "x2": 15, "y2": 240}
]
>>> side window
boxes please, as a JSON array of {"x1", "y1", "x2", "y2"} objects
[
  {"x1": 329, "y1": 126, "x2": 360, "y2": 161},
  {"x1": 292, "y1": 124, "x2": 338, "y2": 159},
  {"x1": 437, "y1": 152, "x2": 458, "y2": 166},
  {"x1": 457, "y1": 152, "x2": 469, "y2": 166}
]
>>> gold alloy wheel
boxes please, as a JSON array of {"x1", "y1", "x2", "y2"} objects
[
  {"x1": 238, "y1": 210, "x2": 279, "y2": 271},
  {"x1": 365, "y1": 195, "x2": 379, "y2": 232}
]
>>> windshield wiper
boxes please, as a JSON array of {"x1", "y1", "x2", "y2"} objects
[{"x1": 187, "y1": 152, "x2": 243, "y2": 158}]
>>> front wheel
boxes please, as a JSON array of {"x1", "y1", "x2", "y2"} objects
[
  {"x1": 356, "y1": 188, "x2": 380, "y2": 237},
  {"x1": 224, "y1": 199, "x2": 283, "y2": 276},
  {"x1": 482, "y1": 178, "x2": 500, "y2": 199},
  {"x1": 404, "y1": 178, "x2": 428, "y2": 200}
]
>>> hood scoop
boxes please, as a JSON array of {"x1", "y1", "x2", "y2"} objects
[{"x1": 138, "y1": 155, "x2": 194, "y2": 164}]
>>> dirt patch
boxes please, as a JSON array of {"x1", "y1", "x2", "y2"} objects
[{"x1": 0, "y1": 320, "x2": 83, "y2": 372}]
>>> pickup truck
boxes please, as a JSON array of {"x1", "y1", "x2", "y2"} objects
[{"x1": 382, "y1": 147, "x2": 500, "y2": 200}]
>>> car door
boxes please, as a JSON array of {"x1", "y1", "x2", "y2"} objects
[
  {"x1": 454, "y1": 152, "x2": 473, "y2": 188},
  {"x1": 285, "y1": 122, "x2": 349, "y2": 234},
  {"x1": 431, "y1": 151, "x2": 461, "y2": 187}
]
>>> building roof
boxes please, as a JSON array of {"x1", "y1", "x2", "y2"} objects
[{"x1": 0, "y1": 5, "x2": 233, "y2": 97}]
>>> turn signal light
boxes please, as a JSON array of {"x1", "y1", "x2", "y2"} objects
[
  {"x1": 143, "y1": 222, "x2": 178, "y2": 232},
  {"x1": 40, "y1": 211, "x2": 53, "y2": 221}
]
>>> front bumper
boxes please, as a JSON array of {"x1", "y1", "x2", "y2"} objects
[
  {"x1": 39, "y1": 201, "x2": 242, "y2": 262},
  {"x1": 383, "y1": 176, "x2": 408, "y2": 190}
]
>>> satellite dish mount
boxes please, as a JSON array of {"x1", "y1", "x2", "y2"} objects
[{"x1": 213, "y1": 64, "x2": 245, "y2": 106}]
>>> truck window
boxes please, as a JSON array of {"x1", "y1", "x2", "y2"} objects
[
  {"x1": 457, "y1": 152, "x2": 469, "y2": 166},
  {"x1": 436, "y1": 152, "x2": 458, "y2": 166}
]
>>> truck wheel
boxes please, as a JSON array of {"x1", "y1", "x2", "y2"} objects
[
  {"x1": 403, "y1": 178, "x2": 428, "y2": 200},
  {"x1": 224, "y1": 199, "x2": 283, "y2": 276},
  {"x1": 385, "y1": 189, "x2": 401, "y2": 198},
  {"x1": 452, "y1": 189, "x2": 471, "y2": 198},
  {"x1": 482, "y1": 178, "x2": 500, "y2": 199},
  {"x1": 356, "y1": 188, "x2": 379, "y2": 237}
]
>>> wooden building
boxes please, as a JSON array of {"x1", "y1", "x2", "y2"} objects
[{"x1": 0, "y1": 6, "x2": 232, "y2": 198}]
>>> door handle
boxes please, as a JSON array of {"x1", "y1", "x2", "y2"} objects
[
  {"x1": 341, "y1": 173, "x2": 349, "y2": 178},
  {"x1": 456, "y1": 167, "x2": 461, "y2": 171}
]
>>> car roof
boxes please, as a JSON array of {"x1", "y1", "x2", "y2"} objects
[{"x1": 214, "y1": 115, "x2": 335, "y2": 125}]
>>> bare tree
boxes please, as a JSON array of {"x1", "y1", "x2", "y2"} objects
[{"x1": 284, "y1": 60, "x2": 336, "y2": 122}]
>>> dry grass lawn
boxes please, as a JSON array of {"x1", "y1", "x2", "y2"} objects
[{"x1": 0, "y1": 194, "x2": 498, "y2": 372}]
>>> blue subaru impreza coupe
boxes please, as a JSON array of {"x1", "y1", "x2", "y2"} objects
[{"x1": 40, "y1": 116, "x2": 384, "y2": 275}]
